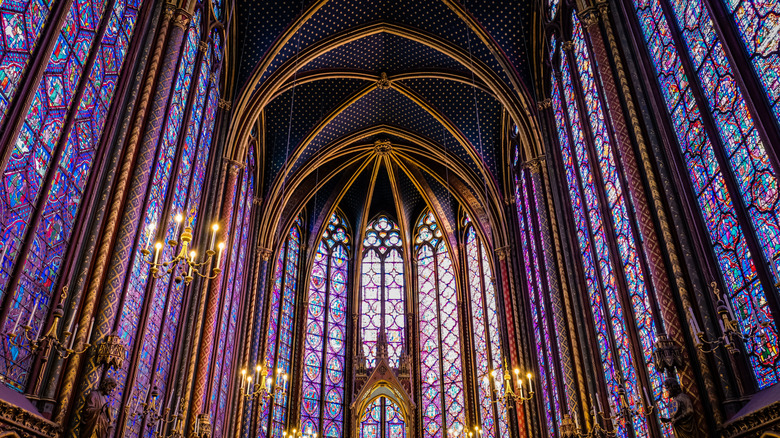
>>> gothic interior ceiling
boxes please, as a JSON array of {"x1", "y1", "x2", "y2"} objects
[{"x1": 226, "y1": 0, "x2": 544, "y2": 252}]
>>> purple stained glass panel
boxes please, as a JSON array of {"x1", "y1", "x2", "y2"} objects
[
  {"x1": 0, "y1": 0, "x2": 144, "y2": 391},
  {"x1": 631, "y1": 0, "x2": 780, "y2": 387}
]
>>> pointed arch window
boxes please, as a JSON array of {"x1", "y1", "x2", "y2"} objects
[
  {"x1": 463, "y1": 215, "x2": 509, "y2": 438},
  {"x1": 261, "y1": 217, "x2": 302, "y2": 438},
  {"x1": 515, "y1": 169, "x2": 563, "y2": 436},
  {"x1": 415, "y1": 210, "x2": 466, "y2": 437},
  {"x1": 360, "y1": 215, "x2": 405, "y2": 368},
  {"x1": 358, "y1": 397, "x2": 407, "y2": 438},
  {"x1": 300, "y1": 212, "x2": 350, "y2": 438},
  {"x1": 629, "y1": 0, "x2": 780, "y2": 387},
  {"x1": 0, "y1": 0, "x2": 145, "y2": 391},
  {"x1": 549, "y1": 13, "x2": 675, "y2": 435}
]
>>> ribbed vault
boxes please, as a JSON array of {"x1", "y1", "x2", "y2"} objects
[{"x1": 226, "y1": 0, "x2": 543, "y2": 252}]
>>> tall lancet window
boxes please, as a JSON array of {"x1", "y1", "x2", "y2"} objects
[
  {"x1": 463, "y1": 215, "x2": 509, "y2": 438},
  {"x1": 360, "y1": 215, "x2": 405, "y2": 368},
  {"x1": 629, "y1": 0, "x2": 780, "y2": 387},
  {"x1": 300, "y1": 212, "x2": 350, "y2": 438},
  {"x1": 515, "y1": 169, "x2": 562, "y2": 435},
  {"x1": 0, "y1": 0, "x2": 145, "y2": 390},
  {"x1": 415, "y1": 210, "x2": 465, "y2": 436},
  {"x1": 359, "y1": 397, "x2": 406, "y2": 438},
  {"x1": 261, "y1": 217, "x2": 302, "y2": 438},
  {"x1": 550, "y1": 14, "x2": 672, "y2": 435}
]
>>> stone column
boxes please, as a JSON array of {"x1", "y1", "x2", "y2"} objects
[{"x1": 189, "y1": 160, "x2": 241, "y2": 436}]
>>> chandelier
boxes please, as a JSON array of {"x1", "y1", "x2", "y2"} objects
[{"x1": 140, "y1": 215, "x2": 224, "y2": 284}]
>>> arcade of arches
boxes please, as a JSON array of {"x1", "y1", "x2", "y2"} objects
[{"x1": 0, "y1": 0, "x2": 778, "y2": 437}]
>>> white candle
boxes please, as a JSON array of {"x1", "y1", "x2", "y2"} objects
[
  {"x1": 69, "y1": 324, "x2": 78, "y2": 349},
  {"x1": 687, "y1": 307, "x2": 701, "y2": 335},
  {"x1": 26, "y1": 297, "x2": 38, "y2": 327},
  {"x1": 642, "y1": 385, "x2": 652, "y2": 408},
  {"x1": 595, "y1": 391, "x2": 602, "y2": 412},
  {"x1": 527, "y1": 373, "x2": 533, "y2": 393},
  {"x1": 145, "y1": 223, "x2": 156, "y2": 251},
  {"x1": 217, "y1": 242, "x2": 225, "y2": 266},
  {"x1": 172, "y1": 213, "x2": 183, "y2": 241},
  {"x1": 0, "y1": 243, "x2": 7, "y2": 266},
  {"x1": 153, "y1": 242, "x2": 162, "y2": 265},
  {"x1": 518, "y1": 378, "x2": 524, "y2": 397},
  {"x1": 210, "y1": 224, "x2": 219, "y2": 251},
  {"x1": 87, "y1": 317, "x2": 94, "y2": 344}
]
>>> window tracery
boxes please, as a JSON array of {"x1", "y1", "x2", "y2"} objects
[{"x1": 300, "y1": 212, "x2": 350, "y2": 438}]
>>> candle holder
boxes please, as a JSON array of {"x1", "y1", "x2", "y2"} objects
[
  {"x1": 239, "y1": 359, "x2": 288, "y2": 410},
  {"x1": 446, "y1": 424, "x2": 483, "y2": 438},
  {"x1": 8, "y1": 288, "x2": 90, "y2": 360},
  {"x1": 140, "y1": 218, "x2": 224, "y2": 285},
  {"x1": 484, "y1": 359, "x2": 534, "y2": 409},
  {"x1": 691, "y1": 282, "x2": 771, "y2": 355},
  {"x1": 283, "y1": 425, "x2": 317, "y2": 438},
  {"x1": 124, "y1": 388, "x2": 182, "y2": 438}
]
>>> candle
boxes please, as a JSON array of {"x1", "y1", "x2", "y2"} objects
[
  {"x1": 687, "y1": 307, "x2": 701, "y2": 335},
  {"x1": 69, "y1": 324, "x2": 78, "y2": 349},
  {"x1": 187, "y1": 251, "x2": 195, "y2": 277},
  {"x1": 26, "y1": 297, "x2": 38, "y2": 328},
  {"x1": 210, "y1": 224, "x2": 219, "y2": 251},
  {"x1": 518, "y1": 378, "x2": 524, "y2": 397},
  {"x1": 173, "y1": 213, "x2": 183, "y2": 241},
  {"x1": 217, "y1": 242, "x2": 225, "y2": 266},
  {"x1": 527, "y1": 373, "x2": 533, "y2": 393},
  {"x1": 595, "y1": 391, "x2": 602, "y2": 412},
  {"x1": 145, "y1": 223, "x2": 156, "y2": 251},
  {"x1": 87, "y1": 317, "x2": 94, "y2": 344},
  {"x1": 642, "y1": 385, "x2": 652, "y2": 408},
  {"x1": 153, "y1": 242, "x2": 162, "y2": 266}
]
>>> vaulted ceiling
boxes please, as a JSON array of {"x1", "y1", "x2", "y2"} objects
[{"x1": 224, "y1": 0, "x2": 545, "y2": 255}]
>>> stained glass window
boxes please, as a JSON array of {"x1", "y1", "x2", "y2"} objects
[
  {"x1": 211, "y1": 145, "x2": 254, "y2": 438},
  {"x1": 0, "y1": 0, "x2": 144, "y2": 391},
  {"x1": 630, "y1": 0, "x2": 780, "y2": 387},
  {"x1": 722, "y1": 0, "x2": 780, "y2": 127},
  {"x1": 415, "y1": 210, "x2": 466, "y2": 437},
  {"x1": 360, "y1": 215, "x2": 405, "y2": 368},
  {"x1": 109, "y1": 12, "x2": 202, "y2": 428},
  {"x1": 515, "y1": 170, "x2": 561, "y2": 435},
  {"x1": 358, "y1": 397, "x2": 407, "y2": 438},
  {"x1": 0, "y1": 0, "x2": 54, "y2": 126},
  {"x1": 463, "y1": 216, "x2": 509, "y2": 438},
  {"x1": 260, "y1": 217, "x2": 302, "y2": 438},
  {"x1": 300, "y1": 212, "x2": 350, "y2": 438}
]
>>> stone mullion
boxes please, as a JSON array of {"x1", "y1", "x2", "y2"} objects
[
  {"x1": 0, "y1": 0, "x2": 75, "y2": 170},
  {"x1": 189, "y1": 160, "x2": 241, "y2": 433},
  {"x1": 54, "y1": 4, "x2": 178, "y2": 428},
  {"x1": 535, "y1": 97, "x2": 594, "y2": 431},
  {"x1": 251, "y1": 249, "x2": 276, "y2": 438},
  {"x1": 598, "y1": 0, "x2": 726, "y2": 422},
  {"x1": 582, "y1": 2, "x2": 707, "y2": 433},
  {"x1": 288, "y1": 239, "x2": 310, "y2": 431}
]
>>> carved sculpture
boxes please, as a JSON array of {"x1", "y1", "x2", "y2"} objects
[
  {"x1": 661, "y1": 378, "x2": 697, "y2": 438},
  {"x1": 80, "y1": 377, "x2": 117, "y2": 438}
]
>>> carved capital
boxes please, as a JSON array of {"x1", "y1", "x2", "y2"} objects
[
  {"x1": 495, "y1": 246, "x2": 510, "y2": 261},
  {"x1": 253, "y1": 196, "x2": 263, "y2": 206},
  {"x1": 198, "y1": 41, "x2": 208, "y2": 53},
  {"x1": 163, "y1": 4, "x2": 176, "y2": 21},
  {"x1": 537, "y1": 99, "x2": 552, "y2": 111},
  {"x1": 521, "y1": 155, "x2": 546, "y2": 174},
  {"x1": 377, "y1": 72, "x2": 391, "y2": 89},
  {"x1": 374, "y1": 139, "x2": 392, "y2": 155},
  {"x1": 596, "y1": 0, "x2": 610, "y2": 17},
  {"x1": 578, "y1": 8, "x2": 600, "y2": 28},
  {"x1": 561, "y1": 41, "x2": 575, "y2": 52},
  {"x1": 172, "y1": 9, "x2": 191, "y2": 30},
  {"x1": 218, "y1": 98, "x2": 231, "y2": 110},
  {"x1": 258, "y1": 247, "x2": 273, "y2": 261},
  {"x1": 504, "y1": 195, "x2": 517, "y2": 206}
]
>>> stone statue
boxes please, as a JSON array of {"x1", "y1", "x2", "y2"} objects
[
  {"x1": 660, "y1": 378, "x2": 697, "y2": 438},
  {"x1": 81, "y1": 377, "x2": 118, "y2": 438}
]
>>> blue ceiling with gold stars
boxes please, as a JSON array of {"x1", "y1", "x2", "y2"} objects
[{"x1": 232, "y1": 0, "x2": 536, "y2": 239}]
